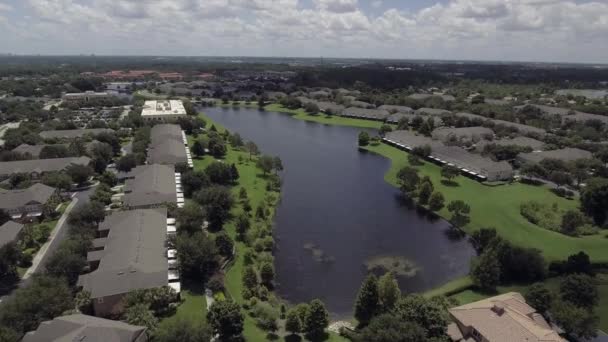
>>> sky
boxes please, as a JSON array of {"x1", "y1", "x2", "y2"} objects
[{"x1": 0, "y1": 0, "x2": 607, "y2": 63}]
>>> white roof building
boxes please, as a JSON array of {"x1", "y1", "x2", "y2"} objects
[{"x1": 141, "y1": 100, "x2": 187, "y2": 123}]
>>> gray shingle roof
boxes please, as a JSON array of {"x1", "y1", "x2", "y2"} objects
[
  {"x1": 123, "y1": 164, "x2": 177, "y2": 208},
  {"x1": 0, "y1": 156, "x2": 91, "y2": 177},
  {"x1": 454, "y1": 112, "x2": 546, "y2": 136},
  {"x1": 518, "y1": 148, "x2": 593, "y2": 164},
  {"x1": 514, "y1": 104, "x2": 608, "y2": 124},
  {"x1": 11, "y1": 144, "x2": 60, "y2": 158},
  {"x1": 0, "y1": 221, "x2": 24, "y2": 247},
  {"x1": 22, "y1": 314, "x2": 147, "y2": 342},
  {"x1": 432, "y1": 126, "x2": 494, "y2": 141},
  {"x1": 377, "y1": 105, "x2": 414, "y2": 114},
  {"x1": 0, "y1": 183, "x2": 56, "y2": 210},
  {"x1": 415, "y1": 107, "x2": 452, "y2": 116},
  {"x1": 39, "y1": 128, "x2": 114, "y2": 140},
  {"x1": 342, "y1": 107, "x2": 389, "y2": 120},
  {"x1": 148, "y1": 125, "x2": 187, "y2": 165},
  {"x1": 78, "y1": 209, "x2": 168, "y2": 299}
]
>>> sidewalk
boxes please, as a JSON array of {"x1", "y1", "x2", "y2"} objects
[{"x1": 21, "y1": 197, "x2": 79, "y2": 280}]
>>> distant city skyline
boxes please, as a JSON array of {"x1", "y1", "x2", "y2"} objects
[{"x1": 0, "y1": 0, "x2": 607, "y2": 64}]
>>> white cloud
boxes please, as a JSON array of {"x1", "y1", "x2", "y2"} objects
[{"x1": 0, "y1": 0, "x2": 604, "y2": 63}]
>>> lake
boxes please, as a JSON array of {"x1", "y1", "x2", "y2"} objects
[{"x1": 203, "y1": 107, "x2": 475, "y2": 317}]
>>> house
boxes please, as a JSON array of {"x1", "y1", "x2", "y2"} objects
[
  {"x1": 62, "y1": 91, "x2": 112, "y2": 103},
  {"x1": 377, "y1": 105, "x2": 414, "y2": 114},
  {"x1": 141, "y1": 100, "x2": 187, "y2": 123},
  {"x1": 0, "y1": 221, "x2": 24, "y2": 248},
  {"x1": 342, "y1": 107, "x2": 389, "y2": 121},
  {"x1": 148, "y1": 124, "x2": 189, "y2": 166},
  {"x1": 123, "y1": 164, "x2": 178, "y2": 209},
  {"x1": 0, "y1": 183, "x2": 57, "y2": 220},
  {"x1": 448, "y1": 292, "x2": 566, "y2": 342},
  {"x1": 0, "y1": 156, "x2": 91, "y2": 180},
  {"x1": 22, "y1": 314, "x2": 148, "y2": 342},
  {"x1": 77, "y1": 208, "x2": 178, "y2": 317},
  {"x1": 515, "y1": 104, "x2": 608, "y2": 125},
  {"x1": 432, "y1": 127, "x2": 494, "y2": 144},
  {"x1": 316, "y1": 102, "x2": 345, "y2": 115},
  {"x1": 349, "y1": 100, "x2": 375, "y2": 109},
  {"x1": 454, "y1": 112, "x2": 547, "y2": 137},
  {"x1": 387, "y1": 113, "x2": 443, "y2": 127},
  {"x1": 384, "y1": 130, "x2": 513, "y2": 181},
  {"x1": 11, "y1": 144, "x2": 66, "y2": 159},
  {"x1": 416, "y1": 107, "x2": 452, "y2": 116},
  {"x1": 39, "y1": 128, "x2": 114, "y2": 140},
  {"x1": 517, "y1": 148, "x2": 593, "y2": 165}
]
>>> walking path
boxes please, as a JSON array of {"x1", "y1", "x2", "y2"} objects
[{"x1": 22, "y1": 197, "x2": 78, "y2": 280}]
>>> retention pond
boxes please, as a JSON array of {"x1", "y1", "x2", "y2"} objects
[{"x1": 203, "y1": 107, "x2": 475, "y2": 317}]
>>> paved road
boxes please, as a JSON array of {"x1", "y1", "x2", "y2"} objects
[{"x1": 0, "y1": 187, "x2": 95, "y2": 304}]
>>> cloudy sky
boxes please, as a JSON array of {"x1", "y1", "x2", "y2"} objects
[{"x1": 0, "y1": 0, "x2": 607, "y2": 63}]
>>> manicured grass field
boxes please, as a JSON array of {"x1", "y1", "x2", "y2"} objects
[
  {"x1": 158, "y1": 286, "x2": 207, "y2": 328},
  {"x1": 363, "y1": 142, "x2": 608, "y2": 262},
  {"x1": 264, "y1": 104, "x2": 387, "y2": 129}
]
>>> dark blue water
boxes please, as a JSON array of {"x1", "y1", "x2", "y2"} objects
[{"x1": 203, "y1": 107, "x2": 474, "y2": 317}]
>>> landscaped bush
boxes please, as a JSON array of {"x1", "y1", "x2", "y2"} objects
[{"x1": 520, "y1": 201, "x2": 562, "y2": 231}]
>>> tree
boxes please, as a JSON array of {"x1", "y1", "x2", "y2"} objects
[
  {"x1": 354, "y1": 274, "x2": 380, "y2": 326},
  {"x1": 561, "y1": 210, "x2": 585, "y2": 236},
  {"x1": 242, "y1": 266, "x2": 258, "y2": 290},
  {"x1": 447, "y1": 200, "x2": 471, "y2": 227},
  {"x1": 0, "y1": 276, "x2": 73, "y2": 333},
  {"x1": 552, "y1": 300, "x2": 598, "y2": 340},
  {"x1": 44, "y1": 238, "x2": 87, "y2": 285},
  {"x1": 559, "y1": 274, "x2": 598, "y2": 309},
  {"x1": 235, "y1": 213, "x2": 250, "y2": 241},
  {"x1": 377, "y1": 272, "x2": 400, "y2": 312},
  {"x1": 66, "y1": 164, "x2": 93, "y2": 185},
  {"x1": 98, "y1": 170, "x2": 117, "y2": 187},
  {"x1": 191, "y1": 140, "x2": 205, "y2": 158},
  {"x1": 259, "y1": 262, "x2": 275, "y2": 288},
  {"x1": 428, "y1": 192, "x2": 445, "y2": 212},
  {"x1": 181, "y1": 170, "x2": 210, "y2": 197},
  {"x1": 215, "y1": 232, "x2": 234, "y2": 257},
  {"x1": 393, "y1": 295, "x2": 449, "y2": 339},
  {"x1": 41, "y1": 172, "x2": 72, "y2": 191},
  {"x1": 580, "y1": 177, "x2": 608, "y2": 225},
  {"x1": 379, "y1": 124, "x2": 392, "y2": 136},
  {"x1": 358, "y1": 131, "x2": 370, "y2": 146},
  {"x1": 176, "y1": 232, "x2": 218, "y2": 281},
  {"x1": 256, "y1": 155, "x2": 274, "y2": 175},
  {"x1": 468, "y1": 228, "x2": 497, "y2": 255},
  {"x1": 524, "y1": 283, "x2": 553, "y2": 314},
  {"x1": 67, "y1": 201, "x2": 105, "y2": 227},
  {"x1": 396, "y1": 166, "x2": 419, "y2": 196},
  {"x1": 440, "y1": 165, "x2": 459, "y2": 182},
  {"x1": 207, "y1": 300, "x2": 244, "y2": 340},
  {"x1": 0, "y1": 326, "x2": 20, "y2": 342},
  {"x1": 124, "y1": 303, "x2": 158, "y2": 331},
  {"x1": 304, "y1": 299, "x2": 329, "y2": 338},
  {"x1": 116, "y1": 154, "x2": 138, "y2": 172},
  {"x1": 470, "y1": 248, "x2": 501, "y2": 291},
  {"x1": 418, "y1": 181, "x2": 433, "y2": 205},
  {"x1": 356, "y1": 314, "x2": 427, "y2": 342},
  {"x1": 194, "y1": 186, "x2": 234, "y2": 231},
  {"x1": 176, "y1": 202, "x2": 206, "y2": 235},
  {"x1": 285, "y1": 309, "x2": 302, "y2": 335},
  {"x1": 205, "y1": 162, "x2": 237, "y2": 185},
  {"x1": 154, "y1": 317, "x2": 212, "y2": 342},
  {"x1": 245, "y1": 141, "x2": 259, "y2": 160},
  {"x1": 208, "y1": 137, "x2": 226, "y2": 158},
  {"x1": 272, "y1": 156, "x2": 283, "y2": 174}
]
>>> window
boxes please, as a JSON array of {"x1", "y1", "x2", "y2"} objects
[
  {"x1": 471, "y1": 328, "x2": 482, "y2": 341},
  {"x1": 97, "y1": 297, "x2": 104, "y2": 303}
]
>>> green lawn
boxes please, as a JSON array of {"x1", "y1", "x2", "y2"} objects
[
  {"x1": 264, "y1": 104, "x2": 387, "y2": 129},
  {"x1": 159, "y1": 285, "x2": 207, "y2": 328},
  {"x1": 363, "y1": 142, "x2": 608, "y2": 262}
]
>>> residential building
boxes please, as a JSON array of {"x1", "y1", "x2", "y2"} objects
[
  {"x1": 349, "y1": 100, "x2": 375, "y2": 109},
  {"x1": 148, "y1": 124, "x2": 190, "y2": 166},
  {"x1": 0, "y1": 221, "x2": 24, "y2": 248},
  {"x1": 517, "y1": 147, "x2": 593, "y2": 165},
  {"x1": 77, "y1": 208, "x2": 178, "y2": 317},
  {"x1": 11, "y1": 144, "x2": 66, "y2": 159},
  {"x1": 22, "y1": 314, "x2": 148, "y2": 342},
  {"x1": 39, "y1": 128, "x2": 114, "y2": 140},
  {"x1": 384, "y1": 130, "x2": 513, "y2": 181},
  {"x1": 316, "y1": 101, "x2": 345, "y2": 115},
  {"x1": 377, "y1": 105, "x2": 414, "y2": 114},
  {"x1": 141, "y1": 100, "x2": 187, "y2": 123},
  {"x1": 123, "y1": 164, "x2": 178, "y2": 209},
  {"x1": 341, "y1": 107, "x2": 390, "y2": 121},
  {"x1": 448, "y1": 292, "x2": 566, "y2": 342},
  {"x1": 515, "y1": 104, "x2": 608, "y2": 125},
  {"x1": 62, "y1": 91, "x2": 112, "y2": 103},
  {"x1": 386, "y1": 113, "x2": 443, "y2": 127},
  {"x1": 0, "y1": 183, "x2": 57, "y2": 219},
  {"x1": 416, "y1": 107, "x2": 452, "y2": 116},
  {"x1": 432, "y1": 127, "x2": 494, "y2": 143},
  {"x1": 454, "y1": 112, "x2": 547, "y2": 137},
  {"x1": 0, "y1": 156, "x2": 91, "y2": 179}
]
